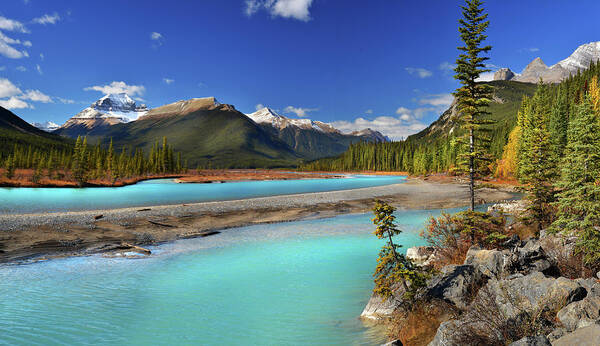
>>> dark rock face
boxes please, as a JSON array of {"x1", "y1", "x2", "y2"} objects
[
  {"x1": 426, "y1": 265, "x2": 484, "y2": 310},
  {"x1": 508, "y1": 335, "x2": 552, "y2": 346},
  {"x1": 494, "y1": 68, "x2": 516, "y2": 81}
]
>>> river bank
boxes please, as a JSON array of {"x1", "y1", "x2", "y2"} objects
[
  {"x1": 0, "y1": 169, "x2": 340, "y2": 188},
  {"x1": 0, "y1": 177, "x2": 514, "y2": 264}
]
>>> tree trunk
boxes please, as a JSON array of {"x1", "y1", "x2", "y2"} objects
[{"x1": 469, "y1": 127, "x2": 475, "y2": 212}]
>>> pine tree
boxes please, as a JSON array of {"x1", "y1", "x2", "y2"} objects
[
  {"x1": 372, "y1": 201, "x2": 427, "y2": 299},
  {"x1": 454, "y1": 0, "x2": 493, "y2": 211},
  {"x1": 519, "y1": 83, "x2": 556, "y2": 231},
  {"x1": 552, "y1": 96, "x2": 600, "y2": 264},
  {"x1": 5, "y1": 154, "x2": 15, "y2": 179}
]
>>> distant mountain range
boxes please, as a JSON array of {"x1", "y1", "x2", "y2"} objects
[
  {"x1": 43, "y1": 94, "x2": 387, "y2": 167},
  {"x1": 495, "y1": 41, "x2": 600, "y2": 83},
  {"x1": 0, "y1": 106, "x2": 71, "y2": 156},
  {"x1": 246, "y1": 107, "x2": 388, "y2": 160}
]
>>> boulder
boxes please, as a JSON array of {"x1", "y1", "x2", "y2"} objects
[
  {"x1": 546, "y1": 327, "x2": 568, "y2": 341},
  {"x1": 504, "y1": 240, "x2": 553, "y2": 275},
  {"x1": 426, "y1": 265, "x2": 484, "y2": 310},
  {"x1": 360, "y1": 293, "x2": 398, "y2": 320},
  {"x1": 557, "y1": 296, "x2": 600, "y2": 332},
  {"x1": 428, "y1": 320, "x2": 461, "y2": 346},
  {"x1": 552, "y1": 324, "x2": 600, "y2": 346},
  {"x1": 486, "y1": 272, "x2": 585, "y2": 319},
  {"x1": 464, "y1": 246, "x2": 504, "y2": 278},
  {"x1": 508, "y1": 336, "x2": 551, "y2": 346},
  {"x1": 406, "y1": 246, "x2": 435, "y2": 266}
]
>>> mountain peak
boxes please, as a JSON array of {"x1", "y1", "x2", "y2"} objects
[{"x1": 141, "y1": 97, "x2": 223, "y2": 119}]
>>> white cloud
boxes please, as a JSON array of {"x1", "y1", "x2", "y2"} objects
[
  {"x1": 32, "y1": 13, "x2": 61, "y2": 25},
  {"x1": 0, "y1": 31, "x2": 30, "y2": 59},
  {"x1": 0, "y1": 78, "x2": 22, "y2": 98},
  {"x1": 150, "y1": 32, "x2": 164, "y2": 48},
  {"x1": 163, "y1": 78, "x2": 174, "y2": 85},
  {"x1": 365, "y1": 109, "x2": 373, "y2": 114},
  {"x1": 418, "y1": 93, "x2": 453, "y2": 107},
  {"x1": 245, "y1": 0, "x2": 314, "y2": 21},
  {"x1": 21, "y1": 89, "x2": 52, "y2": 103},
  {"x1": 0, "y1": 78, "x2": 65, "y2": 110},
  {"x1": 284, "y1": 105, "x2": 317, "y2": 117},
  {"x1": 57, "y1": 97, "x2": 75, "y2": 104},
  {"x1": 84, "y1": 81, "x2": 146, "y2": 96},
  {"x1": 405, "y1": 67, "x2": 433, "y2": 78},
  {"x1": 475, "y1": 71, "x2": 495, "y2": 82},
  {"x1": 0, "y1": 16, "x2": 29, "y2": 33},
  {"x1": 36, "y1": 64, "x2": 42, "y2": 74},
  {"x1": 255, "y1": 103, "x2": 265, "y2": 111},
  {"x1": 439, "y1": 61, "x2": 455, "y2": 72},
  {"x1": 39, "y1": 53, "x2": 44, "y2": 60},
  {"x1": 0, "y1": 66, "x2": 5, "y2": 71},
  {"x1": 0, "y1": 96, "x2": 30, "y2": 109},
  {"x1": 16, "y1": 66, "x2": 27, "y2": 72}
]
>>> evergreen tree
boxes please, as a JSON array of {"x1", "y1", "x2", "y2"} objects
[
  {"x1": 552, "y1": 97, "x2": 600, "y2": 264},
  {"x1": 519, "y1": 83, "x2": 556, "y2": 231},
  {"x1": 453, "y1": 0, "x2": 493, "y2": 211},
  {"x1": 5, "y1": 154, "x2": 15, "y2": 179},
  {"x1": 372, "y1": 201, "x2": 427, "y2": 299}
]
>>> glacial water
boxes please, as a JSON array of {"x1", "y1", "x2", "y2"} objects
[
  {"x1": 0, "y1": 207, "x2": 465, "y2": 346},
  {"x1": 0, "y1": 174, "x2": 405, "y2": 214}
]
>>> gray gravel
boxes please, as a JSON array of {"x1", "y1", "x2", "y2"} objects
[{"x1": 0, "y1": 180, "x2": 474, "y2": 231}]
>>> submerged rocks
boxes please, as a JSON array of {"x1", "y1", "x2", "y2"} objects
[{"x1": 426, "y1": 265, "x2": 484, "y2": 310}]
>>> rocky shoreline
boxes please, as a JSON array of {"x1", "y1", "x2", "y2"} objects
[{"x1": 363, "y1": 201, "x2": 600, "y2": 345}]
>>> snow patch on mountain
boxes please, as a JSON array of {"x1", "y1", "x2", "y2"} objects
[
  {"x1": 71, "y1": 93, "x2": 148, "y2": 123},
  {"x1": 246, "y1": 107, "x2": 389, "y2": 141},
  {"x1": 31, "y1": 121, "x2": 60, "y2": 132}
]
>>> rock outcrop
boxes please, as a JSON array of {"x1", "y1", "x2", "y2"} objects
[{"x1": 493, "y1": 68, "x2": 515, "y2": 81}]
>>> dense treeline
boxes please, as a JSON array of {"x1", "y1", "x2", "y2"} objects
[
  {"x1": 300, "y1": 82, "x2": 530, "y2": 175},
  {"x1": 1, "y1": 136, "x2": 186, "y2": 185},
  {"x1": 498, "y1": 60, "x2": 600, "y2": 263}
]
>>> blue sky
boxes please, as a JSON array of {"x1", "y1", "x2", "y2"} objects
[{"x1": 1, "y1": 0, "x2": 599, "y2": 139}]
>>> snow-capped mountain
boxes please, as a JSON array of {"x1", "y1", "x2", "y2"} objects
[
  {"x1": 497, "y1": 41, "x2": 600, "y2": 83},
  {"x1": 246, "y1": 107, "x2": 340, "y2": 134},
  {"x1": 246, "y1": 107, "x2": 389, "y2": 160},
  {"x1": 246, "y1": 107, "x2": 384, "y2": 138},
  {"x1": 72, "y1": 93, "x2": 148, "y2": 123},
  {"x1": 31, "y1": 121, "x2": 60, "y2": 132},
  {"x1": 55, "y1": 93, "x2": 148, "y2": 137}
]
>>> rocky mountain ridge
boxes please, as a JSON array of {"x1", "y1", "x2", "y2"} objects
[{"x1": 495, "y1": 41, "x2": 600, "y2": 83}]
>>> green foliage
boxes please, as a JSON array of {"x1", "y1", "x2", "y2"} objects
[
  {"x1": 1, "y1": 136, "x2": 186, "y2": 185},
  {"x1": 517, "y1": 83, "x2": 557, "y2": 230},
  {"x1": 551, "y1": 97, "x2": 600, "y2": 264},
  {"x1": 453, "y1": 0, "x2": 493, "y2": 210},
  {"x1": 372, "y1": 201, "x2": 428, "y2": 299}
]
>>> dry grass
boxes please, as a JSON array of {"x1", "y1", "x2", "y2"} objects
[
  {"x1": 388, "y1": 299, "x2": 458, "y2": 346},
  {"x1": 540, "y1": 236, "x2": 599, "y2": 279}
]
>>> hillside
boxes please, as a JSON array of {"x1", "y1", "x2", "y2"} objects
[
  {"x1": 301, "y1": 80, "x2": 538, "y2": 173},
  {"x1": 407, "y1": 80, "x2": 537, "y2": 157},
  {"x1": 87, "y1": 100, "x2": 301, "y2": 168},
  {"x1": 0, "y1": 106, "x2": 72, "y2": 156}
]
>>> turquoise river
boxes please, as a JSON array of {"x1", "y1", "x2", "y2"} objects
[
  {"x1": 0, "y1": 208, "x2": 471, "y2": 346},
  {"x1": 0, "y1": 174, "x2": 406, "y2": 214}
]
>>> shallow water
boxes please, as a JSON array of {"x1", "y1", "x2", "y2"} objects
[
  {"x1": 0, "y1": 207, "x2": 464, "y2": 346},
  {"x1": 0, "y1": 175, "x2": 406, "y2": 214}
]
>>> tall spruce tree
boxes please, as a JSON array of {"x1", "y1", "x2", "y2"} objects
[
  {"x1": 552, "y1": 96, "x2": 600, "y2": 264},
  {"x1": 454, "y1": 0, "x2": 493, "y2": 211},
  {"x1": 518, "y1": 82, "x2": 556, "y2": 231}
]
